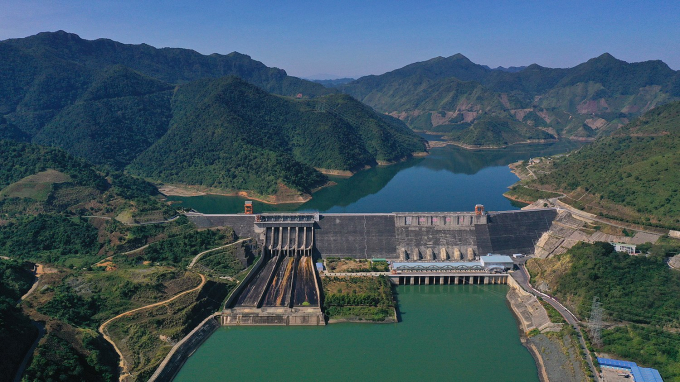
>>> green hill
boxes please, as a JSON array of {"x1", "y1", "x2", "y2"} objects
[
  {"x1": 31, "y1": 66, "x2": 174, "y2": 169},
  {"x1": 0, "y1": 32, "x2": 424, "y2": 198},
  {"x1": 449, "y1": 115, "x2": 556, "y2": 147},
  {"x1": 527, "y1": 242, "x2": 680, "y2": 381},
  {"x1": 128, "y1": 77, "x2": 425, "y2": 196},
  {"x1": 528, "y1": 101, "x2": 680, "y2": 229},
  {"x1": 0, "y1": 30, "x2": 334, "y2": 151},
  {"x1": 340, "y1": 53, "x2": 679, "y2": 146}
]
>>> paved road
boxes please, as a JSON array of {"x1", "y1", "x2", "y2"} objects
[
  {"x1": 513, "y1": 263, "x2": 600, "y2": 381},
  {"x1": 99, "y1": 273, "x2": 206, "y2": 382},
  {"x1": 188, "y1": 238, "x2": 251, "y2": 269}
]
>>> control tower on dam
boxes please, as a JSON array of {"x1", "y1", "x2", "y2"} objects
[{"x1": 185, "y1": 207, "x2": 558, "y2": 260}]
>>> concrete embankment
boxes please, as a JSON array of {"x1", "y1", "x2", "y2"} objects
[
  {"x1": 506, "y1": 275, "x2": 562, "y2": 334},
  {"x1": 148, "y1": 314, "x2": 221, "y2": 382},
  {"x1": 507, "y1": 274, "x2": 586, "y2": 382}
]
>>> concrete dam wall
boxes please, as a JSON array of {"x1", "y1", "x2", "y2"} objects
[{"x1": 186, "y1": 209, "x2": 557, "y2": 259}]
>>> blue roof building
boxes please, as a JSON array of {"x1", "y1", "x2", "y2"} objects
[{"x1": 598, "y1": 357, "x2": 664, "y2": 382}]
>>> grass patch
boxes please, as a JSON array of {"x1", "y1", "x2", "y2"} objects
[
  {"x1": 325, "y1": 258, "x2": 389, "y2": 273},
  {"x1": 504, "y1": 185, "x2": 561, "y2": 203},
  {"x1": 322, "y1": 276, "x2": 395, "y2": 321},
  {"x1": 106, "y1": 279, "x2": 234, "y2": 381}
]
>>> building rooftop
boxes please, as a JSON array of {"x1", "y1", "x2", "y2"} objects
[
  {"x1": 392, "y1": 262, "x2": 485, "y2": 271},
  {"x1": 479, "y1": 255, "x2": 514, "y2": 264},
  {"x1": 598, "y1": 358, "x2": 664, "y2": 382}
]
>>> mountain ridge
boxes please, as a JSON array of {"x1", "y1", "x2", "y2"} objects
[
  {"x1": 0, "y1": 31, "x2": 424, "y2": 200},
  {"x1": 340, "y1": 52, "x2": 680, "y2": 147}
]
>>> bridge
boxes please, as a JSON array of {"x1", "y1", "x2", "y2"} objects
[{"x1": 196, "y1": 208, "x2": 558, "y2": 325}]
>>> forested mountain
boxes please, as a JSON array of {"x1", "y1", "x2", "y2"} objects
[
  {"x1": 527, "y1": 101, "x2": 680, "y2": 229},
  {"x1": 0, "y1": 140, "x2": 236, "y2": 382},
  {"x1": 0, "y1": 31, "x2": 425, "y2": 198},
  {"x1": 340, "y1": 53, "x2": 680, "y2": 146},
  {"x1": 0, "y1": 30, "x2": 333, "y2": 139},
  {"x1": 128, "y1": 76, "x2": 425, "y2": 196}
]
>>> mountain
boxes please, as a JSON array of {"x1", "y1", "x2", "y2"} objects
[
  {"x1": 0, "y1": 140, "x2": 236, "y2": 382},
  {"x1": 526, "y1": 100, "x2": 680, "y2": 229},
  {"x1": 128, "y1": 76, "x2": 425, "y2": 197},
  {"x1": 482, "y1": 65, "x2": 527, "y2": 73},
  {"x1": 311, "y1": 78, "x2": 356, "y2": 87},
  {"x1": 0, "y1": 32, "x2": 424, "y2": 199},
  {"x1": 340, "y1": 53, "x2": 680, "y2": 147},
  {"x1": 31, "y1": 65, "x2": 174, "y2": 169},
  {"x1": 0, "y1": 30, "x2": 334, "y2": 141}
]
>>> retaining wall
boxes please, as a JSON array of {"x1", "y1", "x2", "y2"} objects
[{"x1": 148, "y1": 314, "x2": 221, "y2": 382}]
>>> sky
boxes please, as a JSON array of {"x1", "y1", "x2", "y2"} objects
[{"x1": 1, "y1": 0, "x2": 678, "y2": 79}]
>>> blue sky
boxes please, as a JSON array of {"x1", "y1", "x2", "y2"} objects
[{"x1": 1, "y1": 0, "x2": 678, "y2": 78}]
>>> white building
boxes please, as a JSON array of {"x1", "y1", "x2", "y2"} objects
[
  {"x1": 479, "y1": 255, "x2": 514, "y2": 271},
  {"x1": 611, "y1": 242, "x2": 636, "y2": 255}
]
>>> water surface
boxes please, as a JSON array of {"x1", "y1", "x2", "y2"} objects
[
  {"x1": 167, "y1": 141, "x2": 583, "y2": 214},
  {"x1": 175, "y1": 285, "x2": 540, "y2": 382}
]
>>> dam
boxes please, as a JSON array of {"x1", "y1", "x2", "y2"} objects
[
  {"x1": 186, "y1": 207, "x2": 557, "y2": 260},
  {"x1": 186, "y1": 207, "x2": 557, "y2": 326}
]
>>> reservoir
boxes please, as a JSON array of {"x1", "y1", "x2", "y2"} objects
[
  {"x1": 167, "y1": 140, "x2": 583, "y2": 214},
  {"x1": 170, "y1": 140, "x2": 583, "y2": 381},
  {"x1": 175, "y1": 285, "x2": 540, "y2": 382}
]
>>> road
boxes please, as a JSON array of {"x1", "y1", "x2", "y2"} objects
[
  {"x1": 13, "y1": 264, "x2": 44, "y2": 382},
  {"x1": 513, "y1": 262, "x2": 600, "y2": 381},
  {"x1": 98, "y1": 273, "x2": 206, "y2": 382},
  {"x1": 187, "y1": 238, "x2": 251, "y2": 269}
]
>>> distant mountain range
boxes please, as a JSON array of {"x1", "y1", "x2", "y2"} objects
[
  {"x1": 0, "y1": 31, "x2": 425, "y2": 199},
  {"x1": 310, "y1": 78, "x2": 356, "y2": 87},
  {"x1": 338, "y1": 53, "x2": 680, "y2": 147}
]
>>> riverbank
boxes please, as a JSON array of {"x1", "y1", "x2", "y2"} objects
[
  {"x1": 159, "y1": 184, "x2": 312, "y2": 204},
  {"x1": 506, "y1": 274, "x2": 588, "y2": 382},
  {"x1": 174, "y1": 285, "x2": 540, "y2": 382},
  {"x1": 428, "y1": 138, "x2": 560, "y2": 150}
]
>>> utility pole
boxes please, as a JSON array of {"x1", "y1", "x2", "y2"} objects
[{"x1": 589, "y1": 296, "x2": 604, "y2": 347}]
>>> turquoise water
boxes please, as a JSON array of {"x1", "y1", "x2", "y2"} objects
[
  {"x1": 167, "y1": 140, "x2": 583, "y2": 214},
  {"x1": 175, "y1": 285, "x2": 540, "y2": 382},
  {"x1": 171, "y1": 140, "x2": 584, "y2": 381}
]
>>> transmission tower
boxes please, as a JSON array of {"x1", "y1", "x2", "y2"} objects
[{"x1": 589, "y1": 296, "x2": 604, "y2": 347}]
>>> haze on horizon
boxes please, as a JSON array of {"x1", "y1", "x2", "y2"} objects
[{"x1": 1, "y1": 0, "x2": 678, "y2": 79}]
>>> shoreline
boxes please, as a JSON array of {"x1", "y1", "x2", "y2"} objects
[
  {"x1": 436, "y1": 139, "x2": 561, "y2": 150},
  {"x1": 506, "y1": 276, "x2": 553, "y2": 382},
  {"x1": 502, "y1": 191, "x2": 538, "y2": 205},
  {"x1": 157, "y1": 150, "x2": 427, "y2": 203},
  {"x1": 506, "y1": 291, "x2": 550, "y2": 382},
  {"x1": 158, "y1": 185, "x2": 312, "y2": 205}
]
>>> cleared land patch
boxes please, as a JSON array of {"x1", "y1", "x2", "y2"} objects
[
  {"x1": 325, "y1": 258, "x2": 389, "y2": 273},
  {"x1": 0, "y1": 169, "x2": 71, "y2": 201}
]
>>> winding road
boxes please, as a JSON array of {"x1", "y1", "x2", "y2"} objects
[
  {"x1": 187, "y1": 238, "x2": 251, "y2": 269},
  {"x1": 98, "y1": 273, "x2": 206, "y2": 382},
  {"x1": 512, "y1": 262, "x2": 600, "y2": 381}
]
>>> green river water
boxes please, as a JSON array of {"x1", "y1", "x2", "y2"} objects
[
  {"x1": 175, "y1": 285, "x2": 539, "y2": 382},
  {"x1": 171, "y1": 139, "x2": 584, "y2": 381}
]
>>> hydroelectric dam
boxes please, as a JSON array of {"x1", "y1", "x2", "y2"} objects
[{"x1": 185, "y1": 207, "x2": 558, "y2": 326}]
